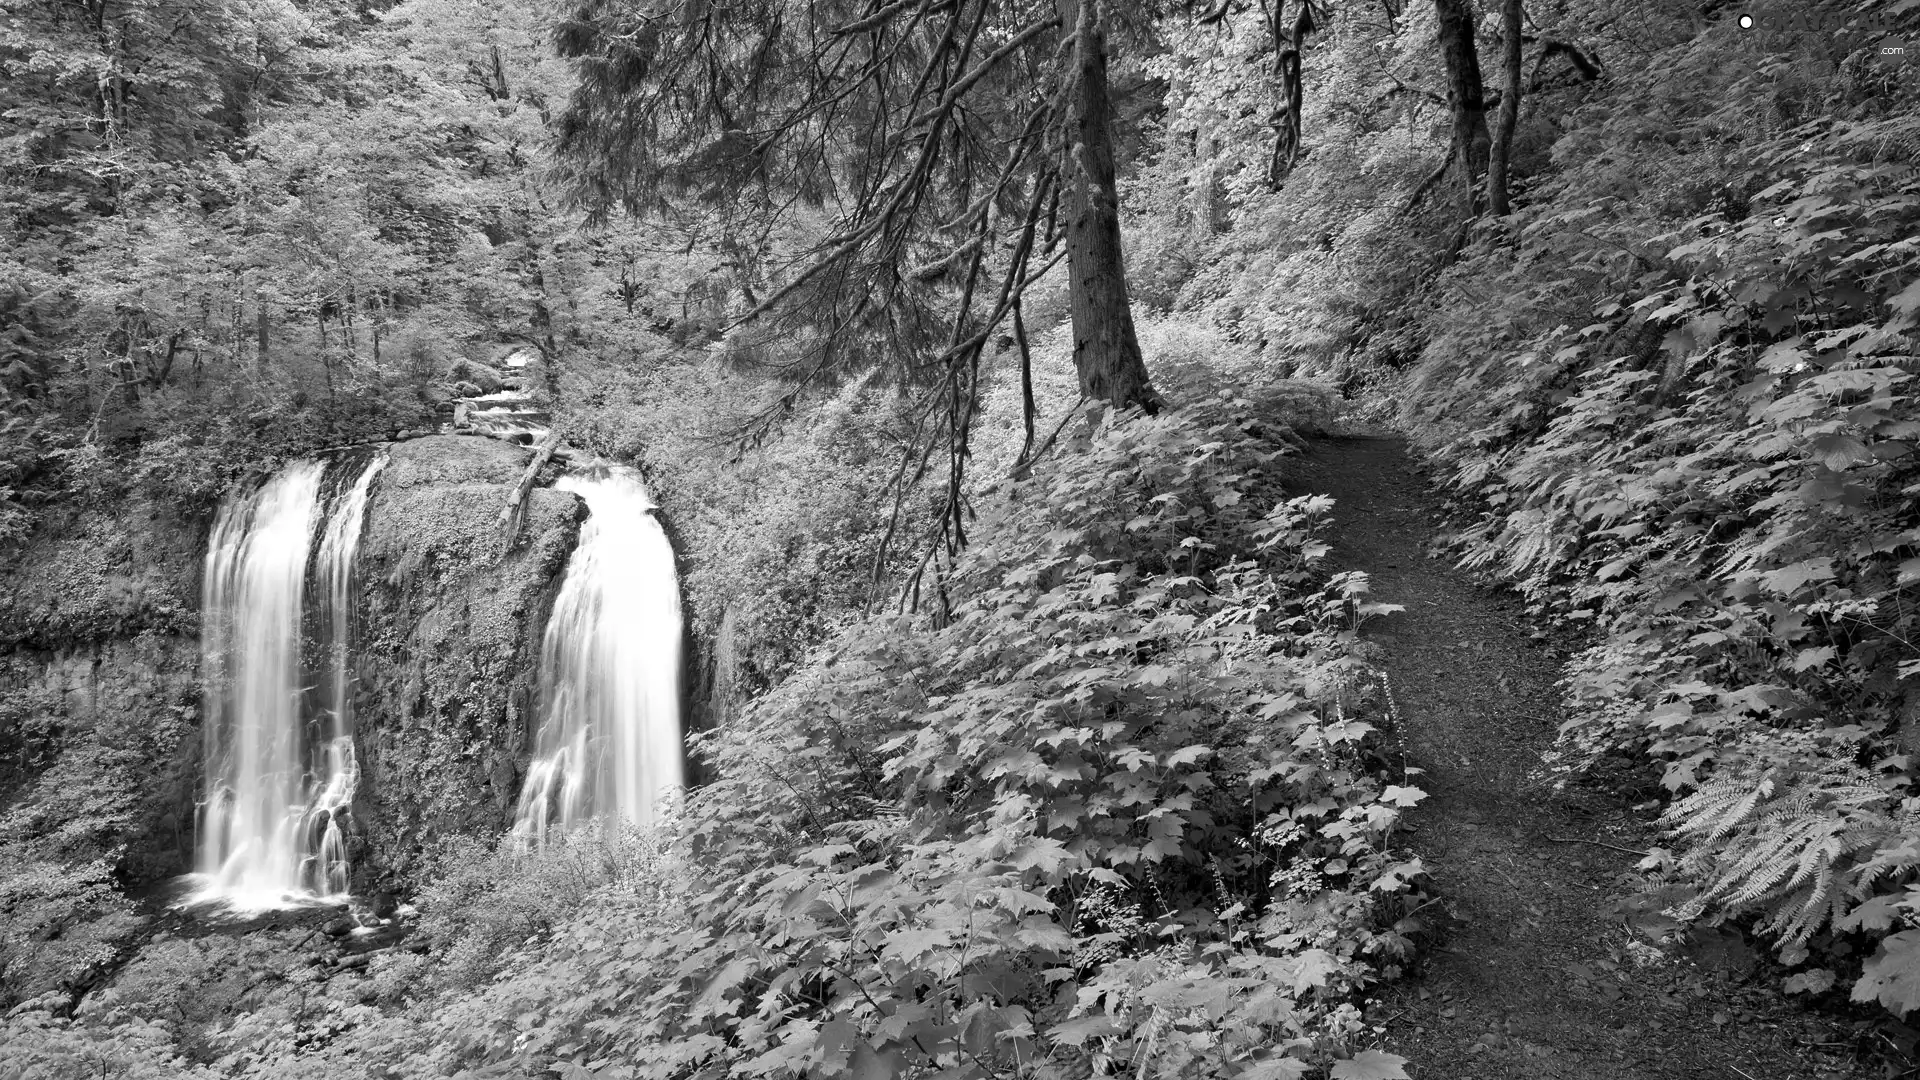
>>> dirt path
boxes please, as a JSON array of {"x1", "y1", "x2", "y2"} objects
[{"x1": 1291, "y1": 436, "x2": 1864, "y2": 1080}]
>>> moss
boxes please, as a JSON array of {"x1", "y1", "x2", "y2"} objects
[
  {"x1": 0, "y1": 499, "x2": 201, "y2": 652},
  {"x1": 349, "y1": 436, "x2": 581, "y2": 885}
]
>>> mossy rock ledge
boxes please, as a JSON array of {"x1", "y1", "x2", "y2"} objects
[{"x1": 348, "y1": 435, "x2": 581, "y2": 888}]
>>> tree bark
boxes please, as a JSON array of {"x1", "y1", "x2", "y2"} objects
[
  {"x1": 1487, "y1": 0, "x2": 1522, "y2": 216},
  {"x1": 1059, "y1": 0, "x2": 1159, "y2": 414},
  {"x1": 1433, "y1": 0, "x2": 1492, "y2": 215},
  {"x1": 255, "y1": 288, "x2": 270, "y2": 370},
  {"x1": 1268, "y1": 1, "x2": 1314, "y2": 189}
]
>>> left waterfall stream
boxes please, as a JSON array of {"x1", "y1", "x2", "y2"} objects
[{"x1": 187, "y1": 451, "x2": 385, "y2": 910}]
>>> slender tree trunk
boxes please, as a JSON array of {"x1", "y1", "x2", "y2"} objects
[
  {"x1": 1488, "y1": 0, "x2": 1522, "y2": 216},
  {"x1": 518, "y1": 188, "x2": 562, "y2": 356},
  {"x1": 230, "y1": 277, "x2": 243, "y2": 369},
  {"x1": 149, "y1": 332, "x2": 180, "y2": 387},
  {"x1": 1433, "y1": 0, "x2": 1492, "y2": 215},
  {"x1": 344, "y1": 287, "x2": 358, "y2": 358},
  {"x1": 255, "y1": 289, "x2": 270, "y2": 370},
  {"x1": 318, "y1": 310, "x2": 335, "y2": 400},
  {"x1": 371, "y1": 290, "x2": 384, "y2": 365},
  {"x1": 1059, "y1": 0, "x2": 1159, "y2": 414}
]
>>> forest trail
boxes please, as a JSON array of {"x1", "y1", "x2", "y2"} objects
[{"x1": 1291, "y1": 436, "x2": 1863, "y2": 1080}]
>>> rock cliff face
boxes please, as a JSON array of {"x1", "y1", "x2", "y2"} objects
[
  {"x1": 0, "y1": 500, "x2": 204, "y2": 883},
  {"x1": 348, "y1": 436, "x2": 579, "y2": 886}
]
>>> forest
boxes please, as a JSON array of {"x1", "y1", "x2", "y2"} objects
[{"x1": 0, "y1": 0, "x2": 1916, "y2": 1077}]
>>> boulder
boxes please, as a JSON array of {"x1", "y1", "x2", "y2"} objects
[{"x1": 445, "y1": 359, "x2": 507, "y2": 395}]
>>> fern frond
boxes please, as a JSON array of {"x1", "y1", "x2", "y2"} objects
[
  {"x1": 1668, "y1": 772, "x2": 1773, "y2": 841},
  {"x1": 1669, "y1": 756, "x2": 1916, "y2": 943},
  {"x1": 1718, "y1": 816, "x2": 1831, "y2": 907}
]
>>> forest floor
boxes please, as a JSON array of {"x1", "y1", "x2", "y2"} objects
[{"x1": 1291, "y1": 435, "x2": 1873, "y2": 1080}]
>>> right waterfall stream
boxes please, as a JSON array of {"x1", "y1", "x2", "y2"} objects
[{"x1": 512, "y1": 464, "x2": 686, "y2": 844}]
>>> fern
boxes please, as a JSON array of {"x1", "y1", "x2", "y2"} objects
[{"x1": 1668, "y1": 763, "x2": 1917, "y2": 944}]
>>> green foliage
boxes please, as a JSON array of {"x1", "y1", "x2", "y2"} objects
[
  {"x1": 412, "y1": 823, "x2": 674, "y2": 992},
  {"x1": 1666, "y1": 758, "x2": 1920, "y2": 944},
  {"x1": 0, "y1": 681, "x2": 190, "y2": 1009},
  {"x1": 0, "y1": 1003, "x2": 217, "y2": 1080},
  {"x1": 0, "y1": 851, "x2": 140, "y2": 1010},
  {"x1": 1125, "y1": 2, "x2": 1466, "y2": 385}
]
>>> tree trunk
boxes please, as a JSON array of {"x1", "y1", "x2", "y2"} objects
[
  {"x1": 1487, "y1": 0, "x2": 1522, "y2": 216},
  {"x1": 1268, "y1": 1, "x2": 1314, "y2": 189},
  {"x1": 371, "y1": 291, "x2": 384, "y2": 365},
  {"x1": 255, "y1": 289, "x2": 270, "y2": 370},
  {"x1": 1059, "y1": 0, "x2": 1159, "y2": 414},
  {"x1": 1433, "y1": 0, "x2": 1492, "y2": 215}
]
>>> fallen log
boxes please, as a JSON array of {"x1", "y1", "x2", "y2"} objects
[{"x1": 500, "y1": 430, "x2": 563, "y2": 557}]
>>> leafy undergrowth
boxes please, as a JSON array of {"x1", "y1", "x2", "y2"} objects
[
  {"x1": 1401, "y1": 28, "x2": 1920, "y2": 1032},
  {"x1": 475, "y1": 389, "x2": 1425, "y2": 1080},
  {"x1": 0, "y1": 380, "x2": 1428, "y2": 1079}
]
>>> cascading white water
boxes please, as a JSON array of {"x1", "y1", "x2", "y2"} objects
[
  {"x1": 193, "y1": 453, "x2": 383, "y2": 907},
  {"x1": 512, "y1": 466, "x2": 685, "y2": 844},
  {"x1": 308, "y1": 455, "x2": 384, "y2": 896}
]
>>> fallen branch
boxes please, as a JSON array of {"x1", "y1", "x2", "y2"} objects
[
  {"x1": 500, "y1": 430, "x2": 563, "y2": 557},
  {"x1": 1546, "y1": 836, "x2": 1652, "y2": 857},
  {"x1": 1529, "y1": 37, "x2": 1602, "y2": 89},
  {"x1": 1402, "y1": 156, "x2": 1452, "y2": 214}
]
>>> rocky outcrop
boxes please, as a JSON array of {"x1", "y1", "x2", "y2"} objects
[
  {"x1": 0, "y1": 499, "x2": 204, "y2": 883},
  {"x1": 348, "y1": 436, "x2": 579, "y2": 886},
  {"x1": 694, "y1": 604, "x2": 739, "y2": 734}
]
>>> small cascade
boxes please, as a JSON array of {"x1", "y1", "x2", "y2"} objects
[
  {"x1": 192, "y1": 452, "x2": 385, "y2": 908},
  {"x1": 512, "y1": 465, "x2": 685, "y2": 844},
  {"x1": 306, "y1": 454, "x2": 384, "y2": 896},
  {"x1": 448, "y1": 348, "x2": 550, "y2": 442}
]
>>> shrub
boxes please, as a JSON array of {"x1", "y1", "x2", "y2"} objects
[{"x1": 413, "y1": 823, "x2": 674, "y2": 992}]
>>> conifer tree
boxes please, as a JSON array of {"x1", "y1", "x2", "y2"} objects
[{"x1": 550, "y1": 0, "x2": 1161, "y2": 417}]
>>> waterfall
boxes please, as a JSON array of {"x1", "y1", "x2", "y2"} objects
[
  {"x1": 513, "y1": 465, "x2": 685, "y2": 844},
  {"x1": 309, "y1": 454, "x2": 384, "y2": 895},
  {"x1": 193, "y1": 453, "x2": 384, "y2": 908}
]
